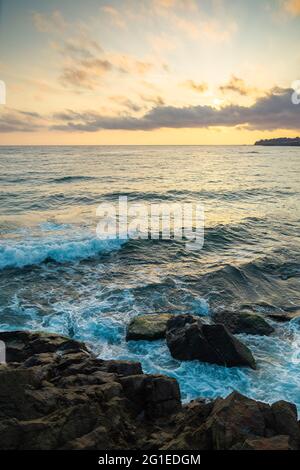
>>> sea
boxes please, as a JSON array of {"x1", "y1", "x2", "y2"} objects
[{"x1": 0, "y1": 145, "x2": 300, "y2": 408}]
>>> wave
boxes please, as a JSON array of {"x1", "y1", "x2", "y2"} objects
[
  {"x1": 0, "y1": 187, "x2": 293, "y2": 214},
  {"x1": 193, "y1": 256, "x2": 300, "y2": 310},
  {"x1": 0, "y1": 234, "x2": 126, "y2": 270},
  {"x1": 0, "y1": 192, "x2": 99, "y2": 213},
  {"x1": 101, "y1": 188, "x2": 293, "y2": 203},
  {"x1": 49, "y1": 176, "x2": 98, "y2": 183}
]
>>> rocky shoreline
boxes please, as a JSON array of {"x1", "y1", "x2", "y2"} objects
[{"x1": 0, "y1": 330, "x2": 299, "y2": 450}]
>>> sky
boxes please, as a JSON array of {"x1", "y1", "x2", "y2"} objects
[{"x1": 0, "y1": 0, "x2": 299, "y2": 145}]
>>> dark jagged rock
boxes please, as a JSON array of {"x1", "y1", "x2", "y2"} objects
[
  {"x1": 0, "y1": 330, "x2": 298, "y2": 450},
  {"x1": 255, "y1": 137, "x2": 300, "y2": 146},
  {"x1": 266, "y1": 311, "x2": 300, "y2": 322},
  {"x1": 0, "y1": 330, "x2": 88, "y2": 363},
  {"x1": 126, "y1": 314, "x2": 173, "y2": 341},
  {"x1": 234, "y1": 435, "x2": 292, "y2": 450},
  {"x1": 271, "y1": 401, "x2": 300, "y2": 447},
  {"x1": 166, "y1": 315, "x2": 256, "y2": 369},
  {"x1": 212, "y1": 310, "x2": 274, "y2": 336},
  {"x1": 120, "y1": 374, "x2": 181, "y2": 418},
  {"x1": 163, "y1": 392, "x2": 300, "y2": 451}
]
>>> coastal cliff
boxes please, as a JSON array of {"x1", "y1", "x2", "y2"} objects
[
  {"x1": 0, "y1": 330, "x2": 299, "y2": 450},
  {"x1": 255, "y1": 137, "x2": 300, "y2": 146}
]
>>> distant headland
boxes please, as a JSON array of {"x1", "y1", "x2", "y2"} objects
[{"x1": 255, "y1": 137, "x2": 300, "y2": 146}]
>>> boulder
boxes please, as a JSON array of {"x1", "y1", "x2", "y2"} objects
[
  {"x1": 237, "y1": 435, "x2": 292, "y2": 450},
  {"x1": 120, "y1": 374, "x2": 181, "y2": 418},
  {"x1": 97, "y1": 359, "x2": 143, "y2": 376},
  {"x1": 0, "y1": 330, "x2": 88, "y2": 363},
  {"x1": 161, "y1": 391, "x2": 300, "y2": 451},
  {"x1": 271, "y1": 400, "x2": 300, "y2": 447},
  {"x1": 266, "y1": 311, "x2": 300, "y2": 322},
  {"x1": 199, "y1": 392, "x2": 267, "y2": 449},
  {"x1": 166, "y1": 315, "x2": 256, "y2": 369},
  {"x1": 126, "y1": 314, "x2": 173, "y2": 341},
  {"x1": 212, "y1": 310, "x2": 274, "y2": 335}
]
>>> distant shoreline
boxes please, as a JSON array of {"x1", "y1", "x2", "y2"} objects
[{"x1": 255, "y1": 137, "x2": 300, "y2": 146}]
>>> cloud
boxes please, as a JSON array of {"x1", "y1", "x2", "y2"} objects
[
  {"x1": 0, "y1": 109, "x2": 43, "y2": 133},
  {"x1": 112, "y1": 55, "x2": 154, "y2": 75},
  {"x1": 1, "y1": 88, "x2": 299, "y2": 134},
  {"x1": 57, "y1": 48, "x2": 153, "y2": 90},
  {"x1": 32, "y1": 11, "x2": 156, "y2": 90},
  {"x1": 283, "y1": 0, "x2": 300, "y2": 15},
  {"x1": 101, "y1": 5, "x2": 127, "y2": 29},
  {"x1": 148, "y1": 33, "x2": 178, "y2": 53},
  {"x1": 52, "y1": 30, "x2": 156, "y2": 89},
  {"x1": 153, "y1": 0, "x2": 197, "y2": 12},
  {"x1": 58, "y1": 36, "x2": 103, "y2": 60},
  {"x1": 201, "y1": 19, "x2": 237, "y2": 42},
  {"x1": 183, "y1": 80, "x2": 208, "y2": 93},
  {"x1": 60, "y1": 66, "x2": 108, "y2": 89},
  {"x1": 32, "y1": 10, "x2": 67, "y2": 33},
  {"x1": 151, "y1": 0, "x2": 237, "y2": 42},
  {"x1": 51, "y1": 88, "x2": 300, "y2": 132},
  {"x1": 219, "y1": 76, "x2": 259, "y2": 96},
  {"x1": 109, "y1": 96, "x2": 142, "y2": 112},
  {"x1": 139, "y1": 95, "x2": 165, "y2": 106}
]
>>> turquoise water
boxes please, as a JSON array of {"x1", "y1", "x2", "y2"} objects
[{"x1": 0, "y1": 145, "x2": 300, "y2": 407}]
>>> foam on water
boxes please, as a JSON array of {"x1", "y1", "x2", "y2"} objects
[
  {"x1": 2, "y1": 283, "x2": 299, "y2": 410},
  {"x1": 0, "y1": 226, "x2": 126, "y2": 270},
  {"x1": 99, "y1": 318, "x2": 300, "y2": 408}
]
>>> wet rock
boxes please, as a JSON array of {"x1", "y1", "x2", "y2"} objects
[
  {"x1": 212, "y1": 310, "x2": 274, "y2": 335},
  {"x1": 126, "y1": 314, "x2": 173, "y2": 341},
  {"x1": 97, "y1": 359, "x2": 143, "y2": 376},
  {"x1": 120, "y1": 374, "x2": 181, "y2": 418},
  {"x1": 166, "y1": 315, "x2": 256, "y2": 369},
  {"x1": 0, "y1": 330, "x2": 298, "y2": 450},
  {"x1": 271, "y1": 400, "x2": 300, "y2": 447},
  {"x1": 266, "y1": 311, "x2": 300, "y2": 322},
  {"x1": 241, "y1": 435, "x2": 292, "y2": 450},
  {"x1": 0, "y1": 330, "x2": 88, "y2": 363},
  {"x1": 205, "y1": 392, "x2": 266, "y2": 449},
  {"x1": 160, "y1": 391, "x2": 300, "y2": 451}
]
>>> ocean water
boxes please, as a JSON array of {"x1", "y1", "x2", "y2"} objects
[{"x1": 1, "y1": 145, "x2": 300, "y2": 408}]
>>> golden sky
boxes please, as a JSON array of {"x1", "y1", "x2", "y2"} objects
[{"x1": 0, "y1": 0, "x2": 300, "y2": 144}]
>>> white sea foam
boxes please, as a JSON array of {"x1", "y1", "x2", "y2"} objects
[
  {"x1": 4, "y1": 286, "x2": 299, "y2": 410},
  {"x1": 0, "y1": 230, "x2": 126, "y2": 270}
]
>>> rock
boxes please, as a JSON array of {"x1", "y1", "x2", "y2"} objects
[
  {"x1": 126, "y1": 314, "x2": 173, "y2": 341},
  {"x1": 166, "y1": 315, "x2": 256, "y2": 369},
  {"x1": 205, "y1": 392, "x2": 266, "y2": 449},
  {"x1": 97, "y1": 360, "x2": 143, "y2": 376},
  {"x1": 212, "y1": 310, "x2": 274, "y2": 335},
  {"x1": 0, "y1": 330, "x2": 88, "y2": 363},
  {"x1": 163, "y1": 391, "x2": 300, "y2": 451},
  {"x1": 266, "y1": 311, "x2": 300, "y2": 322},
  {"x1": 271, "y1": 401, "x2": 300, "y2": 447},
  {"x1": 241, "y1": 435, "x2": 292, "y2": 450},
  {"x1": 0, "y1": 330, "x2": 298, "y2": 450},
  {"x1": 120, "y1": 374, "x2": 181, "y2": 418}
]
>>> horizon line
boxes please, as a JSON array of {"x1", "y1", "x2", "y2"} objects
[{"x1": 0, "y1": 143, "x2": 256, "y2": 147}]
